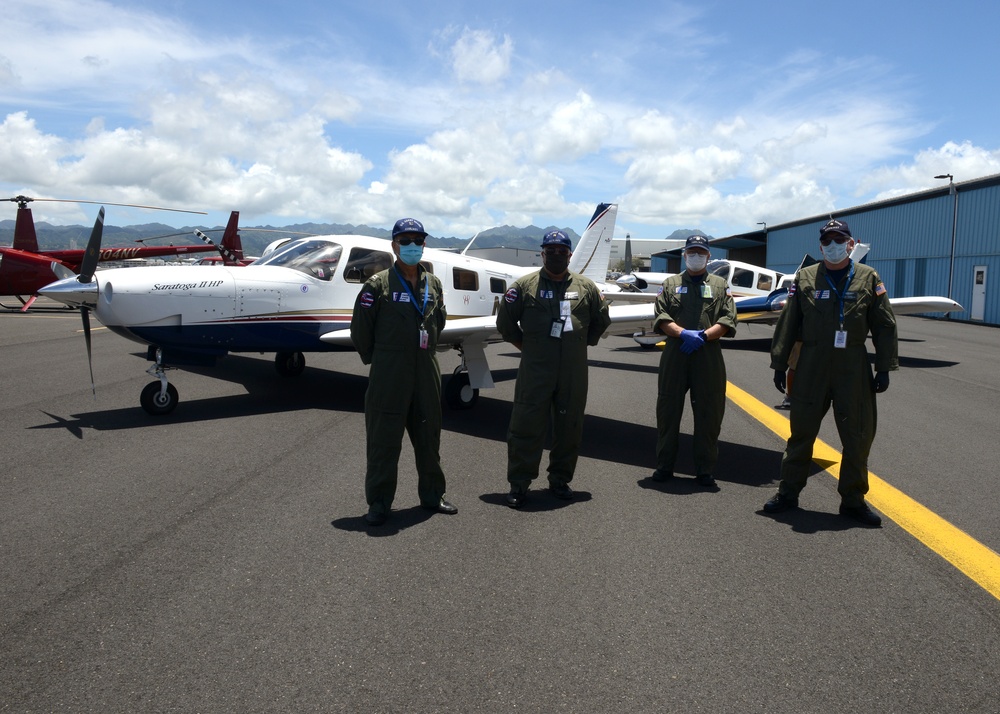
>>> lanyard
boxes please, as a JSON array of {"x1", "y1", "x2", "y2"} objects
[
  {"x1": 824, "y1": 261, "x2": 855, "y2": 329},
  {"x1": 392, "y1": 265, "x2": 429, "y2": 320}
]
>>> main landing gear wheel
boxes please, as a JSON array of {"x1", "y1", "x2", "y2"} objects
[
  {"x1": 140, "y1": 381, "x2": 179, "y2": 415},
  {"x1": 275, "y1": 351, "x2": 306, "y2": 376},
  {"x1": 445, "y1": 371, "x2": 479, "y2": 410}
]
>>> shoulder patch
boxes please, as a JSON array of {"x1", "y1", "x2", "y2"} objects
[
  {"x1": 504, "y1": 287, "x2": 519, "y2": 304},
  {"x1": 875, "y1": 281, "x2": 887, "y2": 296},
  {"x1": 359, "y1": 291, "x2": 375, "y2": 308}
]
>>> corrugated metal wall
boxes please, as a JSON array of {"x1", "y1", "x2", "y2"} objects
[{"x1": 759, "y1": 176, "x2": 1000, "y2": 325}]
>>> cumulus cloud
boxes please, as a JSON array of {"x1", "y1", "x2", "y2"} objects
[
  {"x1": 449, "y1": 28, "x2": 513, "y2": 85},
  {"x1": 532, "y1": 91, "x2": 611, "y2": 163},
  {"x1": 860, "y1": 141, "x2": 1000, "y2": 199}
]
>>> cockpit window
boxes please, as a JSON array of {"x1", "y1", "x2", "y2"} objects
[
  {"x1": 343, "y1": 247, "x2": 394, "y2": 283},
  {"x1": 255, "y1": 238, "x2": 344, "y2": 281},
  {"x1": 709, "y1": 260, "x2": 730, "y2": 281}
]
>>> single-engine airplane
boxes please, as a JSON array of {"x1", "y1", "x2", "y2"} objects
[
  {"x1": 0, "y1": 196, "x2": 241, "y2": 310},
  {"x1": 40, "y1": 203, "x2": 657, "y2": 415}
]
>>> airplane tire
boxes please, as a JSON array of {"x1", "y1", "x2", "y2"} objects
[
  {"x1": 140, "y1": 381, "x2": 179, "y2": 415},
  {"x1": 275, "y1": 351, "x2": 306, "y2": 376},
  {"x1": 445, "y1": 372, "x2": 479, "y2": 410}
]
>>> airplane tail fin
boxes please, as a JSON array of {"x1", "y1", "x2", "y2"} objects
[
  {"x1": 569, "y1": 203, "x2": 617, "y2": 284},
  {"x1": 850, "y1": 242, "x2": 870, "y2": 264}
]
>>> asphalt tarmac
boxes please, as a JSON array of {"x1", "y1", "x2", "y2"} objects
[{"x1": 2, "y1": 302, "x2": 999, "y2": 713}]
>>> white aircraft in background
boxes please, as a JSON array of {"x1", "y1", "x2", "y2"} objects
[{"x1": 39, "y1": 203, "x2": 656, "y2": 415}]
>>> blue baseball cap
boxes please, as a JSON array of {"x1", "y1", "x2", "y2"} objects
[
  {"x1": 541, "y1": 229, "x2": 572, "y2": 249},
  {"x1": 820, "y1": 219, "x2": 852, "y2": 238},
  {"x1": 685, "y1": 234, "x2": 710, "y2": 252},
  {"x1": 392, "y1": 218, "x2": 428, "y2": 238}
]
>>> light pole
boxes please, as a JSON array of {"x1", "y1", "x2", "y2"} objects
[{"x1": 935, "y1": 174, "x2": 957, "y2": 301}]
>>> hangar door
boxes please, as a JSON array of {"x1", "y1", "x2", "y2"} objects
[{"x1": 971, "y1": 266, "x2": 987, "y2": 321}]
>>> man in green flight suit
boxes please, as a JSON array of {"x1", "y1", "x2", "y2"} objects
[
  {"x1": 497, "y1": 229, "x2": 612, "y2": 508},
  {"x1": 351, "y1": 218, "x2": 458, "y2": 527},
  {"x1": 763, "y1": 219, "x2": 898, "y2": 527},
  {"x1": 651, "y1": 234, "x2": 738, "y2": 490}
]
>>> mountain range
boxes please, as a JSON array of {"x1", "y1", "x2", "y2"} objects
[{"x1": 0, "y1": 219, "x2": 709, "y2": 257}]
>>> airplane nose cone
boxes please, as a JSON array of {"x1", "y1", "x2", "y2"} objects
[{"x1": 39, "y1": 277, "x2": 99, "y2": 308}]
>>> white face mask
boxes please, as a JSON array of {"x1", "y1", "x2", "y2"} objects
[
  {"x1": 821, "y1": 240, "x2": 850, "y2": 264},
  {"x1": 685, "y1": 252, "x2": 708, "y2": 272}
]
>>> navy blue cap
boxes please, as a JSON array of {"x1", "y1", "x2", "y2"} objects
[
  {"x1": 392, "y1": 218, "x2": 428, "y2": 238},
  {"x1": 685, "y1": 234, "x2": 710, "y2": 251},
  {"x1": 541, "y1": 229, "x2": 572, "y2": 249},
  {"x1": 820, "y1": 219, "x2": 852, "y2": 238}
]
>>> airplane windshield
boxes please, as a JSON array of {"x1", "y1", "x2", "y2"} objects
[
  {"x1": 255, "y1": 239, "x2": 343, "y2": 281},
  {"x1": 708, "y1": 260, "x2": 730, "y2": 281}
]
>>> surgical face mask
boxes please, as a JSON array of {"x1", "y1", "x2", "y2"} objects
[
  {"x1": 685, "y1": 252, "x2": 708, "y2": 272},
  {"x1": 398, "y1": 243, "x2": 424, "y2": 266},
  {"x1": 821, "y1": 240, "x2": 850, "y2": 264}
]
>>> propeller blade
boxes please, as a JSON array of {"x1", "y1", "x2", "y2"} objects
[
  {"x1": 78, "y1": 207, "x2": 105, "y2": 283},
  {"x1": 81, "y1": 307, "x2": 96, "y2": 396}
]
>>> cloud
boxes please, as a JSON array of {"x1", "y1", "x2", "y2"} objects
[
  {"x1": 449, "y1": 28, "x2": 513, "y2": 85},
  {"x1": 860, "y1": 141, "x2": 1000, "y2": 199},
  {"x1": 532, "y1": 91, "x2": 611, "y2": 163}
]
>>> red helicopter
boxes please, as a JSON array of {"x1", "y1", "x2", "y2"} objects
[{"x1": 0, "y1": 196, "x2": 245, "y2": 310}]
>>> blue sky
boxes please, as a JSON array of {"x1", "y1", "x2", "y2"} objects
[{"x1": 2, "y1": 0, "x2": 999, "y2": 239}]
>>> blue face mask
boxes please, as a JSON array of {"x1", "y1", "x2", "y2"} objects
[{"x1": 398, "y1": 244, "x2": 424, "y2": 266}]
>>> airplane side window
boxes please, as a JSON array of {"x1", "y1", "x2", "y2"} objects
[
  {"x1": 345, "y1": 248, "x2": 393, "y2": 283},
  {"x1": 490, "y1": 277, "x2": 507, "y2": 294},
  {"x1": 453, "y1": 267, "x2": 479, "y2": 291},
  {"x1": 757, "y1": 274, "x2": 773, "y2": 291},
  {"x1": 731, "y1": 267, "x2": 754, "y2": 289}
]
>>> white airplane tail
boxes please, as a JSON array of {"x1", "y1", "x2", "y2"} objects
[{"x1": 569, "y1": 203, "x2": 617, "y2": 284}]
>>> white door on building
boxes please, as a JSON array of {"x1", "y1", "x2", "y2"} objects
[{"x1": 971, "y1": 265, "x2": 987, "y2": 321}]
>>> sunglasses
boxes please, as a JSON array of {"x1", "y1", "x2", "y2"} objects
[
  {"x1": 820, "y1": 235, "x2": 851, "y2": 246},
  {"x1": 396, "y1": 236, "x2": 426, "y2": 246},
  {"x1": 543, "y1": 247, "x2": 570, "y2": 256}
]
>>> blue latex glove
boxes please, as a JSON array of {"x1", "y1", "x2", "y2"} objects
[
  {"x1": 679, "y1": 329, "x2": 705, "y2": 354},
  {"x1": 873, "y1": 371, "x2": 890, "y2": 393}
]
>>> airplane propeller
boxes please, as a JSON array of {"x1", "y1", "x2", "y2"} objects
[{"x1": 77, "y1": 207, "x2": 105, "y2": 396}]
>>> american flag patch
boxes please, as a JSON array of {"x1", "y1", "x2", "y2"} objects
[{"x1": 875, "y1": 282, "x2": 887, "y2": 296}]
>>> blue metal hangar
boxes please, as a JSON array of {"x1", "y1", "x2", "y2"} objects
[{"x1": 714, "y1": 172, "x2": 1000, "y2": 326}]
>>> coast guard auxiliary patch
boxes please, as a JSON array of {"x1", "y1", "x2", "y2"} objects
[
  {"x1": 504, "y1": 287, "x2": 519, "y2": 303},
  {"x1": 360, "y1": 291, "x2": 374, "y2": 308}
]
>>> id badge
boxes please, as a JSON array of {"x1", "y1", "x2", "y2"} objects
[
  {"x1": 560, "y1": 300, "x2": 573, "y2": 332},
  {"x1": 700, "y1": 284, "x2": 713, "y2": 298},
  {"x1": 834, "y1": 330, "x2": 847, "y2": 349},
  {"x1": 419, "y1": 329, "x2": 429, "y2": 349},
  {"x1": 550, "y1": 318, "x2": 564, "y2": 338}
]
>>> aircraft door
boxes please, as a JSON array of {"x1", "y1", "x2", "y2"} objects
[{"x1": 971, "y1": 265, "x2": 987, "y2": 321}]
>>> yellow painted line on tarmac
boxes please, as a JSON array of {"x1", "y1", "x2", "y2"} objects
[{"x1": 727, "y1": 382, "x2": 1000, "y2": 601}]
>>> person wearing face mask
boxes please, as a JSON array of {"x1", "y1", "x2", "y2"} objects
[
  {"x1": 763, "y1": 219, "x2": 897, "y2": 527},
  {"x1": 350, "y1": 218, "x2": 456, "y2": 527},
  {"x1": 650, "y1": 234, "x2": 738, "y2": 491},
  {"x1": 496, "y1": 229, "x2": 612, "y2": 508}
]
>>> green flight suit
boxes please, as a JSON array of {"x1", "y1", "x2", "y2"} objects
[
  {"x1": 496, "y1": 270, "x2": 612, "y2": 489},
  {"x1": 770, "y1": 260, "x2": 898, "y2": 507},
  {"x1": 653, "y1": 272, "x2": 738, "y2": 476},
  {"x1": 351, "y1": 264, "x2": 448, "y2": 516}
]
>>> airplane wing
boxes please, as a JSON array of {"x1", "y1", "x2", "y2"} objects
[{"x1": 889, "y1": 296, "x2": 963, "y2": 315}]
